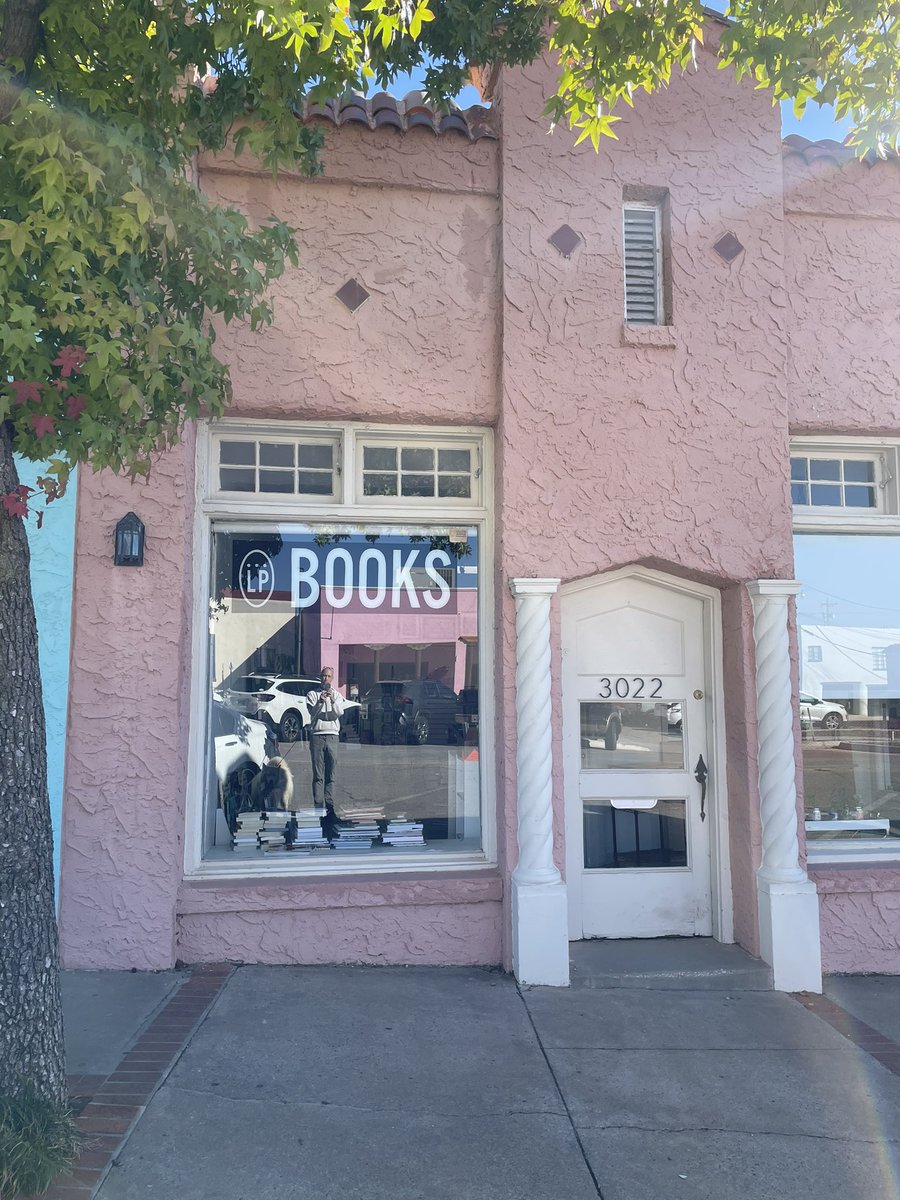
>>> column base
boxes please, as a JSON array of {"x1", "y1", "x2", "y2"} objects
[
  {"x1": 512, "y1": 878, "x2": 570, "y2": 987},
  {"x1": 757, "y1": 874, "x2": 822, "y2": 993}
]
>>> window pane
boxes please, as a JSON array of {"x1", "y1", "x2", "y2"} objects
[
  {"x1": 299, "y1": 444, "x2": 333, "y2": 469},
  {"x1": 259, "y1": 470, "x2": 295, "y2": 494},
  {"x1": 439, "y1": 449, "x2": 471, "y2": 472},
  {"x1": 438, "y1": 475, "x2": 472, "y2": 499},
  {"x1": 401, "y1": 448, "x2": 434, "y2": 471},
  {"x1": 584, "y1": 799, "x2": 687, "y2": 869},
  {"x1": 790, "y1": 457, "x2": 808, "y2": 481},
  {"x1": 220, "y1": 467, "x2": 255, "y2": 491},
  {"x1": 810, "y1": 484, "x2": 842, "y2": 506},
  {"x1": 298, "y1": 471, "x2": 333, "y2": 496},
  {"x1": 363, "y1": 446, "x2": 396, "y2": 470},
  {"x1": 259, "y1": 443, "x2": 294, "y2": 467},
  {"x1": 795, "y1": 533, "x2": 900, "y2": 855},
  {"x1": 220, "y1": 441, "x2": 255, "y2": 466},
  {"x1": 844, "y1": 486, "x2": 876, "y2": 508},
  {"x1": 810, "y1": 459, "x2": 841, "y2": 481},
  {"x1": 207, "y1": 525, "x2": 482, "y2": 866},
  {"x1": 844, "y1": 460, "x2": 875, "y2": 483},
  {"x1": 401, "y1": 474, "x2": 435, "y2": 497},
  {"x1": 580, "y1": 702, "x2": 684, "y2": 770},
  {"x1": 363, "y1": 472, "x2": 398, "y2": 496},
  {"x1": 791, "y1": 483, "x2": 810, "y2": 506}
]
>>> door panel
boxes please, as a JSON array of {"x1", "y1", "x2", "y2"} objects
[{"x1": 563, "y1": 575, "x2": 714, "y2": 939}]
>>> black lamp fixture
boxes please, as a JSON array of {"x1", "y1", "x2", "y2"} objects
[{"x1": 114, "y1": 512, "x2": 145, "y2": 566}]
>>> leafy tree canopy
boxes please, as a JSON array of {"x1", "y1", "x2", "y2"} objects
[{"x1": 0, "y1": 0, "x2": 897, "y2": 505}]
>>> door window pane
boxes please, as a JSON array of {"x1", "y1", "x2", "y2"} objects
[
  {"x1": 583, "y1": 798, "x2": 687, "y2": 868},
  {"x1": 580, "y1": 701, "x2": 684, "y2": 770}
]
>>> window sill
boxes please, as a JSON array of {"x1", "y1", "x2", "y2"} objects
[
  {"x1": 807, "y1": 842, "x2": 900, "y2": 866},
  {"x1": 185, "y1": 849, "x2": 496, "y2": 882},
  {"x1": 621, "y1": 324, "x2": 678, "y2": 349}
]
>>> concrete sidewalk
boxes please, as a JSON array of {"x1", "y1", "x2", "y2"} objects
[{"x1": 53, "y1": 943, "x2": 900, "y2": 1200}]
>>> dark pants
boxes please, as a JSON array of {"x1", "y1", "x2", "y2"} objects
[{"x1": 310, "y1": 734, "x2": 338, "y2": 808}]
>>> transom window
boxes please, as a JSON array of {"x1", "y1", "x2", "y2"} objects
[
  {"x1": 219, "y1": 438, "x2": 336, "y2": 497},
  {"x1": 361, "y1": 443, "x2": 474, "y2": 500},
  {"x1": 790, "y1": 455, "x2": 878, "y2": 510}
]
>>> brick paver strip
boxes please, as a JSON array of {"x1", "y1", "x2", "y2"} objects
[
  {"x1": 792, "y1": 991, "x2": 900, "y2": 1076},
  {"x1": 40, "y1": 963, "x2": 233, "y2": 1200}
]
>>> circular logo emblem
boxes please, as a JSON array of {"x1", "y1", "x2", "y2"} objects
[{"x1": 239, "y1": 549, "x2": 275, "y2": 608}]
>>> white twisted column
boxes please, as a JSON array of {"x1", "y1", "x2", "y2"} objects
[
  {"x1": 748, "y1": 581, "x2": 822, "y2": 993},
  {"x1": 508, "y1": 579, "x2": 569, "y2": 986}
]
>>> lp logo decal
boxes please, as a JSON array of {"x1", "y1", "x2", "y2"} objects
[{"x1": 239, "y1": 549, "x2": 275, "y2": 608}]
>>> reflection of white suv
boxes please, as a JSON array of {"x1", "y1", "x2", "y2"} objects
[
  {"x1": 254, "y1": 677, "x2": 320, "y2": 742},
  {"x1": 799, "y1": 693, "x2": 848, "y2": 731}
]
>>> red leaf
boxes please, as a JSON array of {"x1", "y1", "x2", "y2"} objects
[
  {"x1": 11, "y1": 380, "x2": 43, "y2": 405},
  {"x1": 1, "y1": 492, "x2": 29, "y2": 518},
  {"x1": 52, "y1": 345, "x2": 86, "y2": 378},
  {"x1": 66, "y1": 394, "x2": 87, "y2": 420},
  {"x1": 30, "y1": 413, "x2": 55, "y2": 439}
]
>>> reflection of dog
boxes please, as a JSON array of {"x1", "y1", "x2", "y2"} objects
[{"x1": 249, "y1": 757, "x2": 294, "y2": 812}]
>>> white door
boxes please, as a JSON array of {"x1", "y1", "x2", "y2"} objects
[{"x1": 562, "y1": 572, "x2": 716, "y2": 939}]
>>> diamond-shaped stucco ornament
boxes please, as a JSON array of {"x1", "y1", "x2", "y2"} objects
[
  {"x1": 713, "y1": 232, "x2": 744, "y2": 263},
  {"x1": 548, "y1": 224, "x2": 582, "y2": 258},
  {"x1": 335, "y1": 278, "x2": 370, "y2": 311}
]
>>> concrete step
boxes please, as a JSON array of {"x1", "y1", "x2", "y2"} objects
[{"x1": 569, "y1": 937, "x2": 774, "y2": 991}]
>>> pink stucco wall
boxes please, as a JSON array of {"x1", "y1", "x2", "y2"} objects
[{"x1": 58, "y1": 37, "x2": 900, "y2": 973}]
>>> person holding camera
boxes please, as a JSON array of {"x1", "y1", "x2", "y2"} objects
[{"x1": 306, "y1": 667, "x2": 347, "y2": 834}]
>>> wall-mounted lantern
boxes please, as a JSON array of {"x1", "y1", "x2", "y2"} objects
[{"x1": 114, "y1": 512, "x2": 145, "y2": 566}]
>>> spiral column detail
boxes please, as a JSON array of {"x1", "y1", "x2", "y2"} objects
[
  {"x1": 510, "y1": 579, "x2": 561, "y2": 887},
  {"x1": 748, "y1": 581, "x2": 807, "y2": 884}
]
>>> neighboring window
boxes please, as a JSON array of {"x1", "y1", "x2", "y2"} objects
[
  {"x1": 790, "y1": 454, "x2": 879, "y2": 510},
  {"x1": 218, "y1": 436, "x2": 338, "y2": 498},
  {"x1": 360, "y1": 442, "x2": 476, "y2": 501},
  {"x1": 623, "y1": 204, "x2": 663, "y2": 325},
  {"x1": 200, "y1": 422, "x2": 490, "y2": 875},
  {"x1": 794, "y1": 440, "x2": 900, "y2": 862}
]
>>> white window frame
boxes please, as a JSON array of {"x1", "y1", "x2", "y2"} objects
[
  {"x1": 793, "y1": 435, "x2": 900, "y2": 864},
  {"x1": 355, "y1": 433, "x2": 483, "y2": 507},
  {"x1": 184, "y1": 418, "x2": 496, "y2": 880},
  {"x1": 216, "y1": 430, "x2": 343, "y2": 503},
  {"x1": 623, "y1": 202, "x2": 663, "y2": 326}
]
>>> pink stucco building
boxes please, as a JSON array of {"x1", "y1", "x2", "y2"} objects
[{"x1": 58, "y1": 24, "x2": 900, "y2": 988}]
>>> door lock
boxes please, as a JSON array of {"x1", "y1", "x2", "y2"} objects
[{"x1": 694, "y1": 754, "x2": 708, "y2": 823}]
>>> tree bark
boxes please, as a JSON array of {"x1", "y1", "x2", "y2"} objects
[
  {"x1": 0, "y1": 0, "x2": 47, "y2": 122},
  {"x1": 0, "y1": 423, "x2": 66, "y2": 1107}
]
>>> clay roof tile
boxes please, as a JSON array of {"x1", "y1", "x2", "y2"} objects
[{"x1": 296, "y1": 89, "x2": 498, "y2": 142}]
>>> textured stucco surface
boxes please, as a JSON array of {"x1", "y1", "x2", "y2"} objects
[
  {"x1": 812, "y1": 868, "x2": 900, "y2": 975},
  {"x1": 17, "y1": 458, "x2": 77, "y2": 890},
  {"x1": 58, "y1": 50, "x2": 900, "y2": 973}
]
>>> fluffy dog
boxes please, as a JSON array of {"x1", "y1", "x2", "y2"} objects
[{"x1": 249, "y1": 756, "x2": 294, "y2": 812}]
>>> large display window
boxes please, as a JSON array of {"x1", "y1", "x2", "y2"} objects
[{"x1": 205, "y1": 523, "x2": 481, "y2": 863}]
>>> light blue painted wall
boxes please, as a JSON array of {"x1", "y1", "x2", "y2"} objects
[{"x1": 15, "y1": 459, "x2": 77, "y2": 890}]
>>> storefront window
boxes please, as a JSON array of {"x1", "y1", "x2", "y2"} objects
[
  {"x1": 205, "y1": 523, "x2": 481, "y2": 864},
  {"x1": 795, "y1": 533, "x2": 900, "y2": 858}
]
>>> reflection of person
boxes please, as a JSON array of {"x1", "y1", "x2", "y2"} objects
[{"x1": 306, "y1": 667, "x2": 347, "y2": 833}]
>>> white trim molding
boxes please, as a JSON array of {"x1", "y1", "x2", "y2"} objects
[
  {"x1": 748, "y1": 579, "x2": 822, "y2": 993},
  {"x1": 509, "y1": 577, "x2": 569, "y2": 986}
]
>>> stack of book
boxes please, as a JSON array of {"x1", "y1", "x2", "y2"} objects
[
  {"x1": 380, "y1": 820, "x2": 426, "y2": 848},
  {"x1": 233, "y1": 809, "x2": 332, "y2": 851},
  {"x1": 331, "y1": 820, "x2": 382, "y2": 851}
]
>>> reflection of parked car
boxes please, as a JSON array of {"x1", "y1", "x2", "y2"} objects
[
  {"x1": 580, "y1": 702, "x2": 623, "y2": 751},
  {"x1": 667, "y1": 702, "x2": 683, "y2": 731},
  {"x1": 454, "y1": 687, "x2": 479, "y2": 743},
  {"x1": 212, "y1": 699, "x2": 277, "y2": 833},
  {"x1": 253, "y1": 677, "x2": 321, "y2": 742},
  {"x1": 799, "y1": 693, "x2": 848, "y2": 731},
  {"x1": 221, "y1": 674, "x2": 277, "y2": 715},
  {"x1": 360, "y1": 680, "x2": 459, "y2": 745}
]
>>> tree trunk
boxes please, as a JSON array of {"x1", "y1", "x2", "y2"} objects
[
  {"x1": 0, "y1": 0, "x2": 47, "y2": 121},
  {"x1": 0, "y1": 423, "x2": 66, "y2": 1107}
]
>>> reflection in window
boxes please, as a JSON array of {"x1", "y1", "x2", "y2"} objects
[
  {"x1": 362, "y1": 442, "x2": 473, "y2": 499},
  {"x1": 584, "y1": 799, "x2": 687, "y2": 868},
  {"x1": 219, "y1": 439, "x2": 335, "y2": 497},
  {"x1": 580, "y1": 702, "x2": 684, "y2": 770},
  {"x1": 796, "y1": 533, "x2": 900, "y2": 851},
  {"x1": 790, "y1": 456, "x2": 878, "y2": 509},
  {"x1": 207, "y1": 525, "x2": 481, "y2": 863}
]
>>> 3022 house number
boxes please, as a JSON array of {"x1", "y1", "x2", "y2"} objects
[{"x1": 598, "y1": 676, "x2": 663, "y2": 699}]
